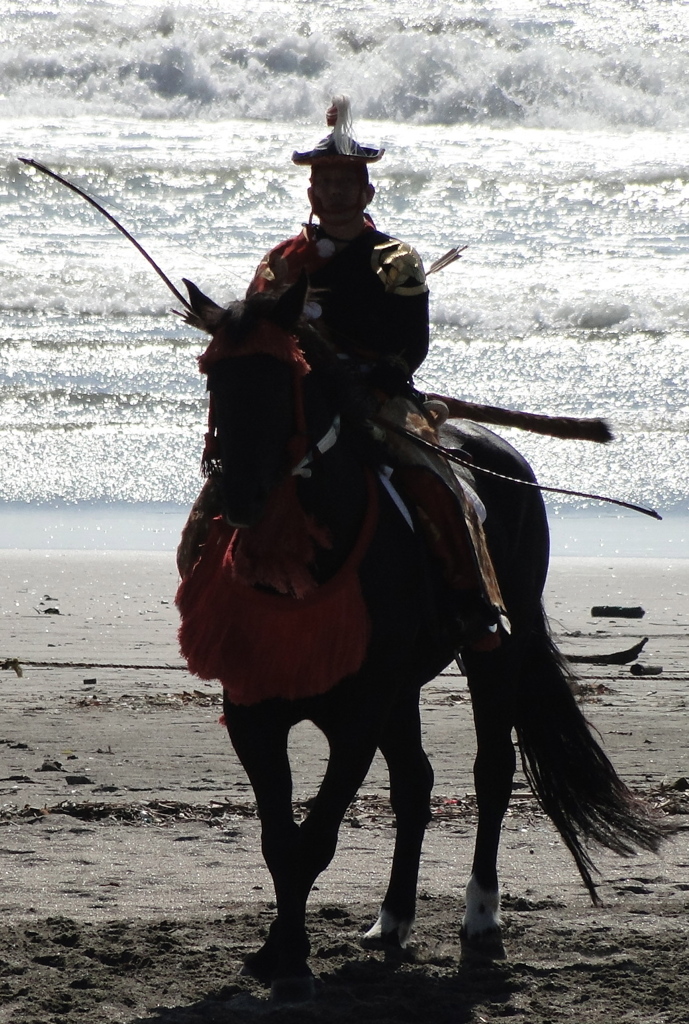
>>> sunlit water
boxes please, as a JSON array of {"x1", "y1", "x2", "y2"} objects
[{"x1": 1, "y1": 1, "x2": 688, "y2": 552}]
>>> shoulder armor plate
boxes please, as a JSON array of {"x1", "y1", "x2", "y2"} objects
[{"x1": 371, "y1": 239, "x2": 428, "y2": 296}]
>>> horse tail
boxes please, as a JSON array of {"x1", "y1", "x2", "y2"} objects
[{"x1": 513, "y1": 607, "x2": 668, "y2": 901}]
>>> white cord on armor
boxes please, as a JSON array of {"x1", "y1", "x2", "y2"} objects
[
  {"x1": 292, "y1": 415, "x2": 342, "y2": 478},
  {"x1": 378, "y1": 466, "x2": 415, "y2": 531}
]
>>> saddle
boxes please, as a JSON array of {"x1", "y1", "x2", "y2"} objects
[{"x1": 374, "y1": 396, "x2": 507, "y2": 651}]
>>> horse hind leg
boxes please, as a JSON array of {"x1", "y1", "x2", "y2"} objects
[
  {"x1": 362, "y1": 691, "x2": 434, "y2": 950},
  {"x1": 460, "y1": 649, "x2": 516, "y2": 960}
]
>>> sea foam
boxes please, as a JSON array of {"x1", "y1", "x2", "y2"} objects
[{"x1": 0, "y1": 0, "x2": 687, "y2": 129}]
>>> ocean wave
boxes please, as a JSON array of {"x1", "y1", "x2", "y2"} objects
[
  {"x1": 430, "y1": 282, "x2": 689, "y2": 343},
  {"x1": 0, "y1": 1, "x2": 687, "y2": 129}
]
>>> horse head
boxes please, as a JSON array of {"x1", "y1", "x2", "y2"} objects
[{"x1": 186, "y1": 275, "x2": 315, "y2": 528}]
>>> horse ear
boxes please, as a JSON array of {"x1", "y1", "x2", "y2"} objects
[
  {"x1": 182, "y1": 279, "x2": 225, "y2": 333},
  {"x1": 268, "y1": 271, "x2": 308, "y2": 331}
]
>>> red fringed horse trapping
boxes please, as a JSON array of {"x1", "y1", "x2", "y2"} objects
[{"x1": 177, "y1": 472, "x2": 378, "y2": 704}]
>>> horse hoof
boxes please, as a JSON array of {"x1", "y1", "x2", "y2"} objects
[
  {"x1": 460, "y1": 925, "x2": 506, "y2": 961},
  {"x1": 361, "y1": 930, "x2": 403, "y2": 951},
  {"x1": 240, "y1": 946, "x2": 277, "y2": 985},
  {"x1": 270, "y1": 974, "x2": 317, "y2": 1004},
  {"x1": 361, "y1": 910, "x2": 413, "y2": 950}
]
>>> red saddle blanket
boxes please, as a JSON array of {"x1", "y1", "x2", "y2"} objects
[{"x1": 176, "y1": 473, "x2": 378, "y2": 705}]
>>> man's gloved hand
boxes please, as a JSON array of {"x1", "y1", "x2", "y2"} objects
[{"x1": 367, "y1": 354, "x2": 412, "y2": 397}]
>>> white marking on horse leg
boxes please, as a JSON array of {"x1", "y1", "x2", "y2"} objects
[
  {"x1": 363, "y1": 907, "x2": 414, "y2": 948},
  {"x1": 462, "y1": 874, "x2": 501, "y2": 939}
]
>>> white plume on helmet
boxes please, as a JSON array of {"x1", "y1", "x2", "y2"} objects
[{"x1": 327, "y1": 95, "x2": 355, "y2": 156}]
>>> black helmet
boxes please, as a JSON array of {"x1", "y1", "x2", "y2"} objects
[{"x1": 292, "y1": 96, "x2": 385, "y2": 167}]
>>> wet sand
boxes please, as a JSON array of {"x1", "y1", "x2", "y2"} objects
[{"x1": 0, "y1": 550, "x2": 687, "y2": 1022}]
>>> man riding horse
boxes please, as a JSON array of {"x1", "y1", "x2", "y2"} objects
[
  {"x1": 180, "y1": 96, "x2": 506, "y2": 650},
  {"x1": 252, "y1": 97, "x2": 507, "y2": 646}
]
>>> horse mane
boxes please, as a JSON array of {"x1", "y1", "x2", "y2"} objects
[{"x1": 294, "y1": 318, "x2": 389, "y2": 470}]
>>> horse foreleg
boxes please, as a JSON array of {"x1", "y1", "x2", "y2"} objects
[
  {"x1": 226, "y1": 697, "x2": 382, "y2": 1002},
  {"x1": 462, "y1": 651, "x2": 516, "y2": 959},
  {"x1": 363, "y1": 690, "x2": 433, "y2": 949},
  {"x1": 223, "y1": 703, "x2": 314, "y2": 1000},
  {"x1": 246, "y1": 721, "x2": 380, "y2": 996},
  {"x1": 296, "y1": 716, "x2": 380, "y2": 888}
]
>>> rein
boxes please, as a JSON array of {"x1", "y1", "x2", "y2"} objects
[{"x1": 377, "y1": 418, "x2": 662, "y2": 521}]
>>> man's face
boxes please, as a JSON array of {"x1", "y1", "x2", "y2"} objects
[{"x1": 308, "y1": 165, "x2": 374, "y2": 225}]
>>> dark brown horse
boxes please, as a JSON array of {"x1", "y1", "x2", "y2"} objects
[{"x1": 177, "y1": 276, "x2": 665, "y2": 1003}]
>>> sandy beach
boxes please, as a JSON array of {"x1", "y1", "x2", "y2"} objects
[{"x1": 1, "y1": 549, "x2": 688, "y2": 1023}]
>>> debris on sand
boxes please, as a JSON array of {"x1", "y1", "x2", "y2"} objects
[
  {"x1": 590, "y1": 605, "x2": 645, "y2": 618},
  {"x1": 1, "y1": 657, "x2": 23, "y2": 677},
  {"x1": 567, "y1": 637, "x2": 648, "y2": 665},
  {"x1": 630, "y1": 663, "x2": 663, "y2": 676}
]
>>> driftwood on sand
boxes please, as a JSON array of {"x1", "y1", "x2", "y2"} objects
[{"x1": 566, "y1": 637, "x2": 648, "y2": 665}]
